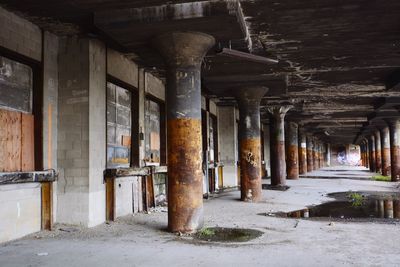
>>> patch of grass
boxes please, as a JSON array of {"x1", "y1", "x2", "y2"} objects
[
  {"x1": 348, "y1": 192, "x2": 364, "y2": 207},
  {"x1": 197, "y1": 227, "x2": 215, "y2": 237},
  {"x1": 372, "y1": 175, "x2": 391, "y2": 182}
]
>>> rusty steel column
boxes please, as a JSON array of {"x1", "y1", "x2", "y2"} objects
[
  {"x1": 365, "y1": 139, "x2": 370, "y2": 169},
  {"x1": 286, "y1": 122, "x2": 299, "y2": 179},
  {"x1": 313, "y1": 138, "x2": 319, "y2": 170},
  {"x1": 298, "y1": 128, "x2": 307, "y2": 175},
  {"x1": 369, "y1": 135, "x2": 376, "y2": 172},
  {"x1": 236, "y1": 87, "x2": 268, "y2": 202},
  {"x1": 360, "y1": 142, "x2": 366, "y2": 167},
  {"x1": 306, "y1": 134, "x2": 314, "y2": 172},
  {"x1": 269, "y1": 106, "x2": 292, "y2": 186},
  {"x1": 152, "y1": 31, "x2": 214, "y2": 233},
  {"x1": 374, "y1": 130, "x2": 382, "y2": 174},
  {"x1": 380, "y1": 126, "x2": 391, "y2": 176},
  {"x1": 386, "y1": 118, "x2": 400, "y2": 182},
  {"x1": 319, "y1": 143, "x2": 324, "y2": 168}
]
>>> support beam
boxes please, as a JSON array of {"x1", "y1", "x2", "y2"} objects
[
  {"x1": 236, "y1": 87, "x2": 268, "y2": 202},
  {"x1": 298, "y1": 128, "x2": 307, "y2": 175},
  {"x1": 269, "y1": 105, "x2": 292, "y2": 186},
  {"x1": 306, "y1": 134, "x2": 314, "y2": 172},
  {"x1": 380, "y1": 126, "x2": 391, "y2": 176},
  {"x1": 386, "y1": 118, "x2": 400, "y2": 182},
  {"x1": 152, "y1": 31, "x2": 215, "y2": 233},
  {"x1": 286, "y1": 122, "x2": 299, "y2": 179}
]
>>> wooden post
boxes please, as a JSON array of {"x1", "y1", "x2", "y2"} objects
[
  {"x1": 41, "y1": 182, "x2": 52, "y2": 230},
  {"x1": 105, "y1": 178, "x2": 115, "y2": 221}
]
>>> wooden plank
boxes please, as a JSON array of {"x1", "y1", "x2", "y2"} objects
[
  {"x1": 105, "y1": 178, "x2": 115, "y2": 221},
  {"x1": 41, "y1": 182, "x2": 53, "y2": 230},
  {"x1": 0, "y1": 109, "x2": 7, "y2": 172},
  {"x1": 0, "y1": 170, "x2": 57, "y2": 185},
  {"x1": 21, "y1": 113, "x2": 35, "y2": 171}
]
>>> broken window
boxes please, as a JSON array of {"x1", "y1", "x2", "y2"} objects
[
  {"x1": 144, "y1": 98, "x2": 161, "y2": 164},
  {"x1": 0, "y1": 56, "x2": 32, "y2": 113},
  {"x1": 106, "y1": 82, "x2": 132, "y2": 168}
]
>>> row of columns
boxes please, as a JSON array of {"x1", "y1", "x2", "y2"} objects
[
  {"x1": 153, "y1": 31, "x2": 331, "y2": 233},
  {"x1": 360, "y1": 119, "x2": 400, "y2": 182}
]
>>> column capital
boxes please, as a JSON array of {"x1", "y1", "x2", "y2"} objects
[
  {"x1": 152, "y1": 31, "x2": 215, "y2": 68},
  {"x1": 267, "y1": 105, "x2": 293, "y2": 118}
]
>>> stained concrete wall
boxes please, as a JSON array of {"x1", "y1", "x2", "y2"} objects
[
  {"x1": 145, "y1": 72, "x2": 165, "y2": 101},
  {"x1": 218, "y1": 106, "x2": 238, "y2": 187},
  {"x1": 107, "y1": 48, "x2": 138, "y2": 88},
  {"x1": 42, "y1": 31, "x2": 59, "y2": 222},
  {"x1": 0, "y1": 184, "x2": 41, "y2": 243},
  {"x1": 0, "y1": 7, "x2": 42, "y2": 61},
  {"x1": 0, "y1": 9, "x2": 44, "y2": 243},
  {"x1": 57, "y1": 37, "x2": 106, "y2": 227}
]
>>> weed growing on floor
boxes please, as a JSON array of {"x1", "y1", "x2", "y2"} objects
[
  {"x1": 372, "y1": 175, "x2": 391, "y2": 182},
  {"x1": 197, "y1": 227, "x2": 215, "y2": 237},
  {"x1": 348, "y1": 192, "x2": 364, "y2": 207}
]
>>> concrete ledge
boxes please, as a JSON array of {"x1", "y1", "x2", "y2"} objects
[{"x1": 0, "y1": 170, "x2": 57, "y2": 185}]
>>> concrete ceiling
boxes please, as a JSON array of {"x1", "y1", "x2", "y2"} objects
[{"x1": 2, "y1": 0, "x2": 400, "y2": 144}]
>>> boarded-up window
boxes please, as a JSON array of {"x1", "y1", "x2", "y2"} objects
[
  {"x1": 107, "y1": 82, "x2": 132, "y2": 168},
  {"x1": 145, "y1": 99, "x2": 160, "y2": 163},
  {"x1": 0, "y1": 56, "x2": 34, "y2": 172},
  {"x1": 0, "y1": 56, "x2": 32, "y2": 113}
]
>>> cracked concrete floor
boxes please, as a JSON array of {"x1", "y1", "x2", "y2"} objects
[{"x1": 1, "y1": 167, "x2": 399, "y2": 267}]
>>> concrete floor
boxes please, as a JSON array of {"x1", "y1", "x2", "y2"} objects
[{"x1": 1, "y1": 166, "x2": 399, "y2": 267}]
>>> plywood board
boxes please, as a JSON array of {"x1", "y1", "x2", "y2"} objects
[
  {"x1": 0, "y1": 109, "x2": 7, "y2": 171},
  {"x1": 1, "y1": 109, "x2": 22, "y2": 172},
  {"x1": 21, "y1": 113, "x2": 35, "y2": 171}
]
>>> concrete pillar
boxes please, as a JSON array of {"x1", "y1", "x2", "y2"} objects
[
  {"x1": 286, "y1": 122, "x2": 299, "y2": 179},
  {"x1": 306, "y1": 134, "x2": 314, "y2": 172},
  {"x1": 263, "y1": 123, "x2": 271, "y2": 177},
  {"x1": 236, "y1": 87, "x2": 268, "y2": 202},
  {"x1": 380, "y1": 126, "x2": 391, "y2": 176},
  {"x1": 319, "y1": 142, "x2": 324, "y2": 168},
  {"x1": 369, "y1": 135, "x2": 376, "y2": 172},
  {"x1": 298, "y1": 128, "x2": 307, "y2": 174},
  {"x1": 57, "y1": 37, "x2": 106, "y2": 227},
  {"x1": 217, "y1": 106, "x2": 239, "y2": 187},
  {"x1": 326, "y1": 143, "x2": 331, "y2": 167},
  {"x1": 374, "y1": 130, "x2": 382, "y2": 173},
  {"x1": 386, "y1": 118, "x2": 400, "y2": 182},
  {"x1": 313, "y1": 138, "x2": 319, "y2": 170},
  {"x1": 268, "y1": 106, "x2": 292, "y2": 186},
  {"x1": 152, "y1": 31, "x2": 215, "y2": 232}
]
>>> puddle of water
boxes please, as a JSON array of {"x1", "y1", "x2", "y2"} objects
[
  {"x1": 272, "y1": 191, "x2": 400, "y2": 220},
  {"x1": 195, "y1": 227, "x2": 263, "y2": 243}
]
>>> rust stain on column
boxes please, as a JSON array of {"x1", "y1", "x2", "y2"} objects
[
  {"x1": 369, "y1": 135, "x2": 376, "y2": 173},
  {"x1": 269, "y1": 106, "x2": 292, "y2": 186},
  {"x1": 381, "y1": 127, "x2": 391, "y2": 176},
  {"x1": 313, "y1": 139, "x2": 319, "y2": 170},
  {"x1": 240, "y1": 138, "x2": 262, "y2": 202},
  {"x1": 286, "y1": 122, "x2": 299, "y2": 179},
  {"x1": 375, "y1": 130, "x2": 382, "y2": 174},
  {"x1": 387, "y1": 119, "x2": 400, "y2": 182},
  {"x1": 306, "y1": 135, "x2": 314, "y2": 172},
  {"x1": 298, "y1": 131, "x2": 307, "y2": 175},
  {"x1": 168, "y1": 119, "x2": 203, "y2": 232}
]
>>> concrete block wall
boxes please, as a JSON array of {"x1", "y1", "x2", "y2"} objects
[
  {"x1": 57, "y1": 37, "x2": 106, "y2": 227},
  {"x1": 0, "y1": 6, "x2": 42, "y2": 61}
]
